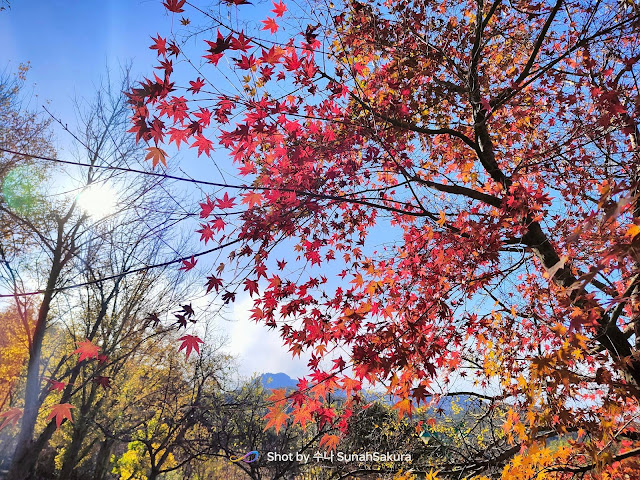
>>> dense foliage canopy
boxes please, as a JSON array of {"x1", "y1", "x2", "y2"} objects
[{"x1": 129, "y1": 0, "x2": 640, "y2": 476}]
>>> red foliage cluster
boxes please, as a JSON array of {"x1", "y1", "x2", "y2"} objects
[{"x1": 129, "y1": 0, "x2": 640, "y2": 473}]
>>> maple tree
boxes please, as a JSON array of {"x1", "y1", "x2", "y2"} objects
[{"x1": 130, "y1": 0, "x2": 640, "y2": 476}]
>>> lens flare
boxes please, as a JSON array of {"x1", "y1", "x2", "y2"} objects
[{"x1": 2, "y1": 165, "x2": 41, "y2": 213}]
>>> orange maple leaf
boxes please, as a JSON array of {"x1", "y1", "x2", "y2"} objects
[
  {"x1": 319, "y1": 433, "x2": 340, "y2": 452},
  {"x1": 145, "y1": 146, "x2": 168, "y2": 168},
  {"x1": 47, "y1": 403, "x2": 74, "y2": 429},
  {"x1": 392, "y1": 398, "x2": 413, "y2": 418},
  {"x1": 0, "y1": 408, "x2": 23, "y2": 431},
  {"x1": 73, "y1": 339, "x2": 100, "y2": 362},
  {"x1": 291, "y1": 404, "x2": 313, "y2": 429},
  {"x1": 264, "y1": 405, "x2": 288, "y2": 433},
  {"x1": 241, "y1": 190, "x2": 263, "y2": 208},
  {"x1": 264, "y1": 388, "x2": 289, "y2": 433},
  {"x1": 341, "y1": 376, "x2": 361, "y2": 398}
]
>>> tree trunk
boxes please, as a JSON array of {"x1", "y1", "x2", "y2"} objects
[
  {"x1": 57, "y1": 413, "x2": 90, "y2": 479},
  {"x1": 58, "y1": 379, "x2": 101, "y2": 480},
  {"x1": 6, "y1": 243, "x2": 64, "y2": 480},
  {"x1": 93, "y1": 438, "x2": 114, "y2": 480},
  {"x1": 8, "y1": 258, "x2": 109, "y2": 480},
  {"x1": 469, "y1": 73, "x2": 640, "y2": 387}
]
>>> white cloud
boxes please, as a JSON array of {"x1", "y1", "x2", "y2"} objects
[{"x1": 223, "y1": 293, "x2": 311, "y2": 379}]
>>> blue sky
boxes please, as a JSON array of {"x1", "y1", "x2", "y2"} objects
[
  {"x1": 0, "y1": 0, "x2": 312, "y2": 379},
  {"x1": 0, "y1": 1, "x2": 169, "y2": 131},
  {"x1": 0, "y1": 1, "x2": 496, "y2": 399}
]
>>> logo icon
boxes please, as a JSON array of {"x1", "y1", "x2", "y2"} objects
[{"x1": 230, "y1": 451, "x2": 260, "y2": 463}]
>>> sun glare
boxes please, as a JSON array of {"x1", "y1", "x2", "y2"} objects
[{"x1": 76, "y1": 183, "x2": 118, "y2": 219}]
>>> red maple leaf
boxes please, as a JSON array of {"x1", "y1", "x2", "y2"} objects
[
  {"x1": 332, "y1": 357, "x2": 346, "y2": 371},
  {"x1": 179, "y1": 256, "x2": 198, "y2": 271},
  {"x1": 48, "y1": 380, "x2": 67, "y2": 392},
  {"x1": 188, "y1": 77, "x2": 206, "y2": 94},
  {"x1": 197, "y1": 223, "x2": 215, "y2": 244},
  {"x1": 243, "y1": 278, "x2": 260, "y2": 296},
  {"x1": 174, "y1": 313, "x2": 187, "y2": 328},
  {"x1": 145, "y1": 312, "x2": 161, "y2": 326},
  {"x1": 284, "y1": 52, "x2": 302, "y2": 71},
  {"x1": 194, "y1": 108, "x2": 212, "y2": 128},
  {"x1": 150, "y1": 35, "x2": 168, "y2": 56},
  {"x1": 199, "y1": 196, "x2": 216, "y2": 218},
  {"x1": 155, "y1": 58, "x2": 173, "y2": 76},
  {"x1": 177, "y1": 335, "x2": 204, "y2": 359},
  {"x1": 190, "y1": 135, "x2": 214, "y2": 157},
  {"x1": 168, "y1": 127, "x2": 190, "y2": 149},
  {"x1": 205, "y1": 31, "x2": 232, "y2": 55},
  {"x1": 92, "y1": 376, "x2": 112, "y2": 390},
  {"x1": 261, "y1": 17, "x2": 279, "y2": 34},
  {"x1": 480, "y1": 97, "x2": 492, "y2": 113},
  {"x1": 73, "y1": 339, "x2": 100, "y2": 363},
  {"x1": 48, "y1": 403, "x2": 74, "y2": 429},
  {"x1": 162, "y1": 0, "x2": 186, "y2": 12},
  {"x1": 167, "y1": 41, "x2": 180, "y2": 57},
  {"x1": 203, "y1": 52, "x2": 224, "y2": 66},
  {"x1": 0, "y1": 408, "x2": 23, "y2": 431},
  {"x1": 411, "y1": 384, "x2": 430, "y2": 404},
  {"x1": 217, "y1": 192, "x2": 236, "y2": 209},
  {"x1": 206, "y1": 276, "x2": 224, "y2": 293},
  {"x1": 222, "y1": 290, "x2": 236, "y2": 304},
  {"x1": 212, "y1": 217, "x2": 226, "y2": 231},
  {"x1": 234, "y1": 54, "x2": 257, "y2": 70},
  {"x1": 261, "y1": 46, "x2": 282, "y2": 65},
  {"x1": 272, "y1": 0, "x2": 287, "y2": 17},
  {"x1": 231, "y1": 32, "x2": 252, "y2": 52},
  {"x1": 148, "y1": 117, "x2": 165, "y2": 144},
  {"x1": 255, "y1": 263, "x2": 268, "y2": 279}
]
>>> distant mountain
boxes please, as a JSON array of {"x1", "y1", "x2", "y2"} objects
[
  {"x1": 259, "y1": 372, "x2": 298, "y2": 390},
  {"x1": 258, "y1": 373, "x2": 477, "y2": 415}
]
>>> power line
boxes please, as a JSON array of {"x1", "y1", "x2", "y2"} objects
[
  {"x1": 0, "y1": 146, "x2": 238, "y2": 189},
  {"x1": 0, "y1": 238, "x2": 241, "y2": 298},
  {"x1": 0, "y1": 146, "x2": 434, "y2": 218}
]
